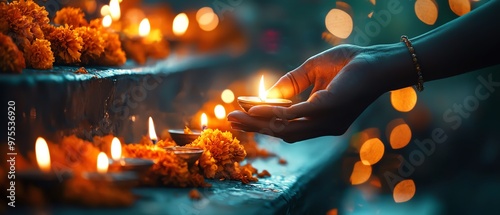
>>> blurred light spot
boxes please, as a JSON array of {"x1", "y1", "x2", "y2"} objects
[
  {"x1": 197, "y1": 7, "x2": 219, "y2": 31},
  {"x1": 393, "y1": 179, "x2": 416, "y2": 203},
  {"x1": 130, "y1": 115, "x2": 136, "y2": 122},
  {"x1": 109, "y1": 0, "x2": 121, "y2": 21},
  {"x1": 325, "y1": 8, "x2": 353, "y2": 39},
  {"x1": 350, "y1": 128, "x2": 380, "y2": 151},
  {"x1": 415, "y1": 0, "x2": 439, "y2": 25},
  {"x1": 368, "y1": 11, "x2": 374, "y2": 18},
  {"x1": 100, "y1": 5, "x2": 110, "y2": 16},
  {"x1": 370, "y1": 0, "x2": 376, "y2": 5},
  {"x1": 173, "y1": 13, "x2": 189, "y2": 36},
  {"x1": 449, "y1": 0, "x2": 471, "y2": 16},
  {"x1": 84, "y1": 0, "x2": 97, "y2": 14},
  {"x1": 387, "y1": 118, "x2": 412, "y2": 149},
  {"x1": 350, "y1": 161, "x2": 372, "y2": 185},
  {"x1": 390, "y1": 87, "x2": 417, "y2": 112},
  {"x1": 369, "y1": 176, "x2": 382, "y2": 188},
  {"x1": 221, "y1": 89, "x2": 235, "y2": 103},
  {"x1": 326, "y1": 208, "x2": 338, "y2": 215},
  {"x1": 124, "y1": 8, "x2": 146, "y2": 25},
  {"x1": 214, "y1": 105, "x2": 226, "y2": 120},
  {"x1": 360, "y1": 138, "x2": 385, "y2": 165},
  {"x1": 196, "y1": 7, "x2": 213, "y2": 20},
  {"x1": 102, "y1": 15, "x2": 112, "y2": 28}
]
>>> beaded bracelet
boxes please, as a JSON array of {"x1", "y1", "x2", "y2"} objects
[{"x1": 400, "y1": 35, "x2": 424, "y2": 92}]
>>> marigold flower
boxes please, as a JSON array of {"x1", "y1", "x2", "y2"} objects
[
  {"x1": 97, "y1": 31, "x2": 126, "y2": 66},
  {"x1": 187, "y1": 129, "x2": 248, "y2": 180},
  {"x1": 74, "y1": 26, "x2": 104, "y2": 64},
  {"x1": 24, "y1": 38, "x2": 54, "y2": 69},
  {"x1": 0, "y1": 32, "x2": 25, "y2": 74},
  {"x1": 46, "y1": 25, "x2": 83, "y2": 64},
  {"x1": 54, "y1": 7, "x2": 88, "y2": 27}
]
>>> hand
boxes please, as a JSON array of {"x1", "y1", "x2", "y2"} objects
[{"x1": 228, "y1": 44, "x2": 392, "y2": 143}]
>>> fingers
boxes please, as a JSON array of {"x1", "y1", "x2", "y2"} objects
[
  {"x1": 228, "y1": 112, "x2": 333, "y2": 143},
  {"x1": 248, "y1": 90, "x2": 335, "y2": 119},
  {"x1": 267, "y1": 63, "x2": 313, "y2": 99}
]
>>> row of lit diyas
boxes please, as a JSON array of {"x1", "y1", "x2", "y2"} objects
[
  {"x1": 98, "y1": 0, "x2": 223, "y2": 64},
  {"x1": 17, "y1": 75, "x2": 291, "y2": 198}
]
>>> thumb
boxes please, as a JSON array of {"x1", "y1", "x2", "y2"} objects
[{"x1": 267, "y1": 62, "x2": 313, "y2": 99}]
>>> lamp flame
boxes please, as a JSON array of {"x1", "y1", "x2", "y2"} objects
[
  {"x1": 35, "y1": 137, "x2": 51, "y2": 172},
  {"x1": 139, "y1": 18, "x2": 150, "y2": 37},
  {"x1": 109, "y1": 0, "x2": 121, "y2": 21},
  {"x1": 97, "y1": 152, "x2": 109, "y2": 173},
  {"x1": 102, "y1": 15, "x2": 112, "y2": 28},
  {"x1": 149, "y1": 117, "x2": 158, "y2": 141},
  {"x1": 259, "y1": 75, "x2": 267, "y2": 101},
  {"x1": 173, "y1": 13, "x2": 189, "y2": 36},
  {"x1": 201, "y1": 113, "x2": 208, "y2": 130},
  {"x1": 111, "y1": 137, "x2": 122, "y2": 160}
]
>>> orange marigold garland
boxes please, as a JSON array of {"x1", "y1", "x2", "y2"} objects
[
  {"x1": 54, "y1": 7, "x2": 88, "y2": 28},
  {"x1": 0, "y1": 32, "x2": 26, "y2": 73},
  {"x1": 46, "y1": 25, "x2": 83, "y2": 64},
  {"x1": 24, "y1": 38, "x2": 54, "y2": 69},
  {"x1": 123, "y1": 142, "x2": 208, "y2": 187},
  {"x1": 74, "y1": 26, "x2": 104, "y2": 64}
]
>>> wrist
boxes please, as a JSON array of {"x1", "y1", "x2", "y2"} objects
[{"x1": 365, "y1": 43, "x2": 419, "y2": 93}]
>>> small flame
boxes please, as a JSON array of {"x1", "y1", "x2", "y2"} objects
[
  {"x1": 214, "y1": 105, "x2": 226, "y2": 120},
  {"x1": 111, "y1": 137, "x2": 122, "y2": 160},
  {"x1": 148, "y1": 117, "x2": 158, "y2": 141},
  {"x1": 139, "y1": 18, "x2": 150, "y2": 37},
  {"x1": 259, "y1": 75, "x2": 267, "y2": 101},
  {"x1": 201, "y1": 113, "x2": 208, "y2": 130},
  {"x1": 102, "y1": 15, "x2": 112, "y2": 28},
  {"x1": 97, "y1": 152, "x2": 109, "y2": 173},
  {"x1": 173, "y1": 13, "x2": 189, "y2": 36},
  {"x1": 109, "y1": 0, "x2": 121, "y2": 21},
  {"x1": 35, "y1": 137, "x2": 51, "y2": 172}
]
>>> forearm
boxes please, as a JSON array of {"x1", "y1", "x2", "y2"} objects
[
  {"x1": 412, "y1": 0, "x2": 500, "y2": 81},
  {"x1": 375, "y1": 0, "x2": 500, "y2": 92}
]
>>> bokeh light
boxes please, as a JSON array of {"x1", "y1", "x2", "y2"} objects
[
  {"x1": 173, "y1": 13, "x2": 189, "y2": 36},
  {"x1": 449, "y1": 0, "x2": 471, "y2": 16},
  {"x1": 360, "y1": 138, "x2": 385, "y2": 165},
  {"x1": 197, "y1": 7, "x2": 219, "y2": 31},
  {"x1": 390, "y1": 87, "x2": 417, "y2": 112},
  {"x1": 100, "y1": 5, "x2": 110, "y2": 16},
  {"x1": 350, "y1": 161, "x2": 372, "y2": 185},
  {"x1": 415, "y1": 0, "x2": 438, "y2": 25},
  {"x1": 221, "y1": 89, "x2": 235, "y2": 103},
  {"x1": 393, "y1": 179, "x2": 416, "y2": 203},
  {"x1": 102, "y1": 15, "x2": 112, "y2": 28},
  {"x1": 387, "y1": 118, "x2": 412, "y2": 149},
  {"x1": 214, "y1": 104, "x2": 226, "y2": 120},
  {"x1": 325, "y1": 8, "x2": 353, "y2": 39}
]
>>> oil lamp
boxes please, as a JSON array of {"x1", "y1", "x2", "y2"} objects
[
  {"x1": 168, "y1": 113, "x2": 206, "y2": 146},
  {"x1": 108, "y1": 137, "x2": 154, "y2": 174},
  {"x1": 82, "y1": 152, "x2": 139, "y2": 187},
  {"x1": 237, "y1": 75, "x2": 292, "y2": 112}
]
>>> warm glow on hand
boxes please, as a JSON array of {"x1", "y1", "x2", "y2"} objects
[{"x1": 259, "y1": 75, "x2": 268, "y2": 101}]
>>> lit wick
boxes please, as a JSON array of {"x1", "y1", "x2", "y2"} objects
[
  {"x1": 149, "y1": 116, "x2": 158, "y2": 144},
  {"x1": 201, "y1": 113, "x2": 208, "y2": 131}
]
